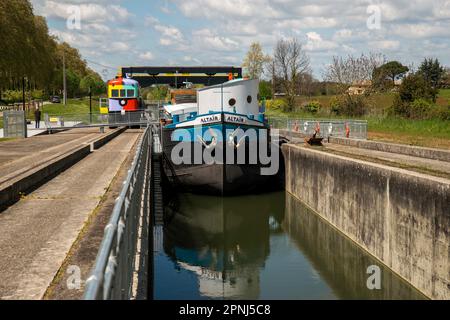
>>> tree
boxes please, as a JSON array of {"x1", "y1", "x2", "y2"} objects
[
  {"x1": 373, "y1": 61, "x2": 409, "y2": 88},
  {"x1": 0, "y1": 0, "x2": 104, "y2": 99},
  {"x1": 65, "y1": 69, "x2": 81, "y2": 98},
  {"x1": 324, "y1": 53, "x2": 385, "y2": 93},
  {"x1": 418, "y1": 58, "x2": 445, "y2": 89},
  {"x1": 259, "y1": 80, "x2": 272, "y2": 99},
  {"x1": 398, "y1": 73, "x2": 437, "y2": 103},
  {"x1": 272, "y1": 38, "x2": 310, "y2": 110},
  {"x1": 80, "y1": 72, "x2": 106, "y2": 95},
  {"x1": 242, "y1": 42, "x2": 270, "y2": 80}
]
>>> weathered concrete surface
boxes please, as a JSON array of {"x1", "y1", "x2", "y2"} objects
[
  {"x1": 0, "y1": 127, "x2": 126, "y2": 209},
  {"x1": 282, "y1": 144, "x2": 450, "y2": 299},
  {"x1": 278, "y1": 129, "x2": 450, "y2": 162},
  {"x1": 43, "y1": 132, "x2": 140, "y2": 300},
  {"x1": 324, "y1": 143, "x2": 450, "y2": 180},
  {"x1": 328, "y1": 137, "x2": 450, "y2": 162},
  {"x1": 0, "y1": 130, "x2": 140, "y2": 300}
]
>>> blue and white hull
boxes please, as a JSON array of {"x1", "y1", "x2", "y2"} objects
[{"x1": 161, "y1": 112, "x2": 281, "y2": 195}]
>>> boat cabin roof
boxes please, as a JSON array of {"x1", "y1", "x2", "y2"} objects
[{"x1": 163, "y1": 103, "x2": 198, "y2": 116}]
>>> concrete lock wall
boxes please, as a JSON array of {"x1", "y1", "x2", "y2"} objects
[{"x1": 282, "y1": 144, "x2": 450, "y2": 300}]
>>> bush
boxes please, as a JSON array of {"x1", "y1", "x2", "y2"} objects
[
  {"x1": 330, "y1": 95, "x2": 366, "y2": 117},
  {"x1": 303, "y1": 100, "x2": 321, "y2": 114},
  {"x1": 409, "y1": 99, "x2": 433, "y2": 119},
  {"x1": 329, "y1": 96, "x2": 341, "y2": 114},
  {"x1": 399, "y1": 73, "x2": 437, "y2": 103},
  {"x1": 267, "y1": 99, "x2": 288, "y2": 111},
  {"x1": 2, "y1": 90, "x2": 23, "y2": 103},
  {"x1": 392, "y1": 94, "x2": 409, "y2": 117},
  {"x1": 429, "y1": 104, "x2": 450, "y2": 121}
]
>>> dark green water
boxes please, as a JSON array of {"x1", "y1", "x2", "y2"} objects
[{"x1": 153, "y1": 191, "x2": 426, "y2": 300}]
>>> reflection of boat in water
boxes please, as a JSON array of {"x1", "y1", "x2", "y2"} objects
[{"x1": 163, "y1": 192, "x2": 285, "y2": 299}]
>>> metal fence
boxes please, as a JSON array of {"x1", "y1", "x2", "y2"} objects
[
  {"x1": 44, "y1": 110, "x2": 151, "y2": 130},
  {"x1": 268, "y1": 117, "x2": 368, "y2": 140},
  {"x1": 83, "y1": 125, "x2": 153, "y2": 300}
]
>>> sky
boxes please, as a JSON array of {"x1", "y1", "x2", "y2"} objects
[{"x1": 30, "y1": 0, "x2": 450, "y2": 80}]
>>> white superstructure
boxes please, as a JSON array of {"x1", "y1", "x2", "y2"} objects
[{"x1": 197, "y1": 79, "x2": 259, "y2": 116}]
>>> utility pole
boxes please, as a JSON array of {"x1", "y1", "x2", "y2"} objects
[
  {"x1": 89, "y1": 86, "x2": 92, "y2": 124},
  {"x1": 271, "y1": 60, "x2": 275, "y2": 99},
  {"x1": 22, "y1": 77, "x2": 26, "y2": 111},
  {"x1": 63, "y1": 50, "x2": 67, "y2": 106}
]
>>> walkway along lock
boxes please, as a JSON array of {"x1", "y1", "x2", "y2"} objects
[{"x1": 83, "y1": 124, "x2": 153, "y2": 300}]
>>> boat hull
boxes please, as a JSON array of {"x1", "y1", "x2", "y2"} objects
[{"x1": 161, "y1": 115, "x2": 283, "y2": 196}]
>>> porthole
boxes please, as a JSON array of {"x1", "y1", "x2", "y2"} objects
[
  {"x1": 247, "y1": 95, "x2": 252, "y2": 103},
  {"x1": 229, "y1": 98, "x2": 236, "y2": 106}
]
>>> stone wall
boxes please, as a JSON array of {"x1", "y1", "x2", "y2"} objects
[{"x1": 282, "y1": 144, "x2": 450, "y2": 299}]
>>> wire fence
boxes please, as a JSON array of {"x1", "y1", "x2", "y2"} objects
[
  {"x1": 268, "y1": 117, "x2": 368, "y2": 140},
  {"x1": 83, "y1": 125, "x2": 153, "y2": 300},
  {"x1": 43, "y1": 111, "x2": 151, "y2": 129}
]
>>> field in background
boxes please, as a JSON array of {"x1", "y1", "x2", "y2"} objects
[
  {"x1": 33, "y1": 98, "x2": 101, "y2": 118},
  {"x1": 267, "y1": 90, "x2": 450, "y2": 149}
]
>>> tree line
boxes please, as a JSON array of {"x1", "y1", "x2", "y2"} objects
[
  {"x1": 243, "y1": 40, "x2": 449, "y2": 119},
  {"x1": 0, "y1": 0, "x2": 106, "y2": 104}
]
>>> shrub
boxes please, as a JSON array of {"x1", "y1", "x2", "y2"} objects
[
  {"x1": 329, "y1": 96, "x2": 341, "y2": 115},
  {"x1": 2, "y1": 90, "x2": 23, "y2": 103},
  {"x1": 392, "y1": 94, "x2": 409, "y2": 117},
  {"x1": 399, "y1": 73, "x2": 438, "y2": 103},
  {"x1": 303, "y1": 100, "x2": 321, "y2": 114},
  {"x1": 267, "y1": 99, "x2": 288, "y2": 111},
  {"x1": 429, "y1": 104, "x2": 450, "y2": 121},
  {"x1": 330, "y1": 95, "x2": 366, "y2": 117},
  {"x1": 409, "y1": 99, "x2": 433, "y2": 119}
]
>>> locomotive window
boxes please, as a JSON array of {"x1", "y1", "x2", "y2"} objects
[
  {"x1": 120, "y1": 89, "x2": 126, "y2": 97},
  {"x1": 127, "y1": 89, "x2": 135, "y2": 97},
  {"x1": 111, "y1": 89, "x2": 119, "y2": 98},
  {"x1": 229, "y1": 98, "x2": 236, "y2": 106}
]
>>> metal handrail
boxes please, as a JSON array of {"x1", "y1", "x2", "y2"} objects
[
  {"x1": 268, "y1": 117, "x2": 368, "y2": 140},
  {"x1": 83, "y1": 125, "x2": 152, "y2": 300},
  {"x1": 43, "y1": 111, "x2": 152, "y2": 130}
]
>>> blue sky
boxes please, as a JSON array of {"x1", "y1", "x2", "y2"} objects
[{"x1": 31, "y1": 0, "x2": 450, "y2": 80}]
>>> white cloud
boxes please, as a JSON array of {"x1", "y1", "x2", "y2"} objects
[
  {"x1": 305, "y1": 32, "x2": 338, "y2": 51},
  {"x1": 369, "y1": 40, "x2": 400, "y2": 50},
  {"x1": 139, "y1": 51, "x2": 154, "y2": 61},
  {"x1": 30, "y1": 0, "x2": 450, "y2": 79},
  {"x1": 192, "y1": 29, "x2": 240, "y2": 51},
  {"x1": 34, "y1": 1, "x2": 133, "y2": 24}
]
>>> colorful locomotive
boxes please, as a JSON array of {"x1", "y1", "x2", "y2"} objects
[{"x1": 101, "y1": 76, "x2": 143, "y2": 114}]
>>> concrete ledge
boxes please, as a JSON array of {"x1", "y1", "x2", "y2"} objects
[
  {"x1": 279, "y1": 129, "x2": 450, "y2": 162},
  {"x1": 282, "y1": 143, "x2": 450, "y2": 299},
  {"x1": 93, "y1": 126, "x2": 126, "y2": 150},
  {"x1": 329, "y1": 137, "x2": 450, "y2": 162},
  {"x1": 0, "y1": 128, "x2": 126, "y2": 210}
]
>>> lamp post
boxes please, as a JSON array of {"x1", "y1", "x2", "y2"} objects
[
  {"x1": 22, "y1": 77, "x2": 26, "y2": 111},
  {"x1": 63, "y1": 50, "x2": 67, "y2": 106},
  {"x1": 89, "y1": 86, "x2": 92, "y2": 124}
]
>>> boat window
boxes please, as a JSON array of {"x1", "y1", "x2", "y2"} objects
[
  {"x1": 127, "y1": 89, "x2": 135, "y2": 98},
  {"x1": 247, "y1": 95, "x2": 252, "y2": 103},
  {"x1": 120, "y1": 89, "x2": 126, "y2": 98},
  {"x1": 111, "y1": 89, "x2": 119, "y2": 98},
  {"x1": 229, "y1": 98, "x2": 236, "y2": 106}
]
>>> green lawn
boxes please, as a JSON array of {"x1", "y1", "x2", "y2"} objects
[
  {"x1": 438, "y1": 88, "x2": 450, "y2": 101},
  {"x1": 24, "y1": 98, "x2": 102, "y2": 120},
  {"x1": 266, "y1": 91, "x2": 450, "y2": 149}
]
